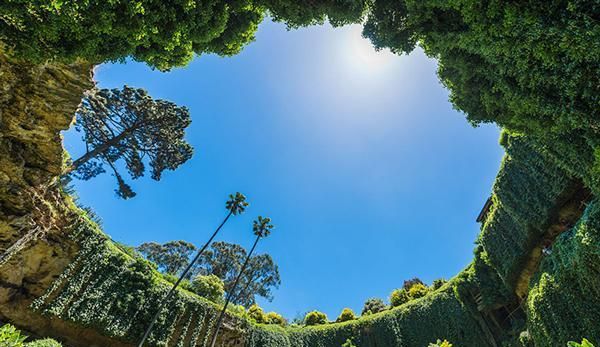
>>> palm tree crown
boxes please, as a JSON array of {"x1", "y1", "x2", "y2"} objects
[
  {"x1": 253, "y1": 216, "x2": 274, "y2": 237},
  {"x1": 226, "y1": 192, "x2": 249, "y2": 215}
]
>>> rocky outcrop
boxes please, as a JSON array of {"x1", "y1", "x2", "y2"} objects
[
  {"x1": 0, "y1": 52, "x2": 248, "y2": 347},
  {"x1": 0, "y1": 50, "x2": 94, "y2": 343}
]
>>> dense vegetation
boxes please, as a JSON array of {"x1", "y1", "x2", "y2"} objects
[
  {"x1": 69, "y1": 86, "x2": 193, "y2": 199},
  {"x1": 0, "y1": 324, "x2": 62, "y2": 347},
  {"x1": 527, "y1": 202, "x2": 600, "y2": 346},
  {"x1": 1, "y1": 0, "x2": 599, "y2": 346},
  {"x1": 27, "y1": 134, "x2": 597, "y2": 346}
]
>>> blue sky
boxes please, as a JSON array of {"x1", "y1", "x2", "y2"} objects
[{"x1": 63, "y1": 20, "x2": 503, "y2": 320}]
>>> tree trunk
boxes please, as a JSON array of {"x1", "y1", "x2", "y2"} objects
[
  {"x1": 209, "y1": 235, "x2": 261, "y2": 347},
  {"x1": 137, "y1": 210, "x2": 234, "y2": 347},
  {"x1": 68, "y1": 129, "x2": 132, "y2": 173}
]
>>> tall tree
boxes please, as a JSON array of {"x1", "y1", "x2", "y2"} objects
[
  {"x1": 138, "y1": 192, "x2": 248, "y2": 347},
  {"x1": 209, "y1": 216, "x2": 274, "y2": 347},
  {"x1": 136, "y1": 241, "x2": 196, "y2": 276},
  {"x1": 229, "y1": 254, "x2": 280, "y2": 307},
  {"x1": 70, "y1": 86, "x2": 193, "y2": 199},
  {"x1": 195, "y1": 241, "x2": 280, "y2": 305}
]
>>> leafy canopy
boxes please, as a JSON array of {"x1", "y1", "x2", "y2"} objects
[
  {"x1": 191, "y1": 274, "x2": 225, "y2": 303},
  {"x1": 137, "y1": 240, "x2": 196, "y2": 276},
  {"x1": 336, "y1": 308, "x2": 356, "y2": 322},
  {"x1": 361, "y1": 297, "x2": 387, "y2": 315},
  {"x1": 71, "y1": 86, "x2": 193, "y2": 199},
  {"x1": 0, "y1": 0, "x2": 366, "y2": 70},
  {"x1": 304, "y1": 310, "x2": 328, "y2": 326},
  {"x1": 197, "y1": 241, "x2": 281, "y2": 307}
]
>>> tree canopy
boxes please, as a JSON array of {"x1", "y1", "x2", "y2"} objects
[
  {"x1": 136, "y1": 240, "x2": 280, "y2": 306},
  {"x1": 362, "y1": 0, "x2": 600, "y2": 142},
  {"x1": 137, "y1": 240, "x2": 197, "y2": 275},
  {"x1": 0, "y1": 0, "x2": 366, "y2": 70},
  {"x1": 71, "y1": 86, "x2": 193, "y2": 198},
  {"x1": 197, "y1": 241, "x2": 281, "y2": 306}
]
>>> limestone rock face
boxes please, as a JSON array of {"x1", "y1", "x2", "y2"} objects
[
  {"x1": 0, "y1": 51, "x2": 94, "y2": 344},
  {"x1": 0, "y1": 53, "x2": 247, "y2": 347}
]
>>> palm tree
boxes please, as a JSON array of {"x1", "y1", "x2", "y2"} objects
[
  {"x1": 209, "y1": 216, "x2": 274, "y2": 347},
  {"x1": 138, "y1": 192, "x2": 249, "y2": 347}
]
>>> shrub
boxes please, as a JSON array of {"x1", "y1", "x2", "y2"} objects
[
  {"x1": 568, "y1": 339, "x2": 595, "y2": 347},
  {"x1": 361, "y1": 298, "x2": 387, "y2": 315},
  {"x1": 428, "y1": 339, "x2": 452, "y2": 347},
  {"x1": 403, "y1": 278, "x2": 424, "y2": 290},
  {"x1": 336, "y1": 308, "x2": 356, "y2": 322},
  {"x1": 389, "y1": 288, "x2": 410, "y2": 307},
  {"x1": 431, "y1": 279, "x2": 447, "y2": 291},
  {"x1": 304, "y1": 311, "x2": 328, "y2": 326},
  {"x1": 0, "y1": 325, "x2": 61, "y2": 347},
  {"x1": 190, "y1": 274, "x2": 225, "y2": 303},
  {"x1": 162, "y1": 273, "x2": 192, "y2": 291},
  {"x1": 341, "y1": 339, "x2": 357, "y2": 347},
  {"x1": 0, "y1": 324, "x2": 26, "y2": 347},
  {"x1": 408, "y1": 283, "x2": 429, "y2": 300},
  {"x1": 266, "y1": 312, "x2": 287, "y2": 326},
  {"x1": 248, "y1": 304, "x2": 269, "y2": 324},
  {"x1": 26, "y1": 339, "x2": 62, "y2": 347}
]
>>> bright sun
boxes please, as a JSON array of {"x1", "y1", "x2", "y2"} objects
[{"x1": 341, "y1": 25, "x2": 396, "y2": 73}]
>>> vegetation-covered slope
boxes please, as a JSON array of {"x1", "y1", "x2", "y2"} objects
[{"x1": 1, "y1": 0, "x2": 599, "y2": 346}]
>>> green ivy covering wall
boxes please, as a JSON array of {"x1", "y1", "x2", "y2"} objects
[
  {"x1": 28, "y1": 133, "x2": 597, "y2": 347},
  {"x1": 527, "y1": 201, "x2": 600, "y2": 346},
  {"x1": 30, "y1": 212, "x2": 236, "y2": 347},
  {"x1": 246, "y1": 282, "x2": 492, "y2": 347},
  {"x1": 478, "y1": 134, "x2": 577, "y2": 290}
]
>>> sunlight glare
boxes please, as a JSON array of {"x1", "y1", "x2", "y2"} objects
[{"x1": 340, "y1": 25, "x2": 396, "y2": 73}]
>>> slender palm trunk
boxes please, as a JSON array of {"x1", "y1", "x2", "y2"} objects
[
  {"x1": 138, "y1": 210, "x2": 234, "y2": 347},
  {"x1": 209, "y1": 235, "x2": 261, "y2": 347}
]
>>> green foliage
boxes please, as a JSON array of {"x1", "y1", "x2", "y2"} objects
[
  {"x1": 0, "y1": 0, "x2": 263, "y2": 70},
  {"x1": 336, "y1": 308, "x2": 356, "y2": 323},
  {"x1": 389, "y1": 288, "x2": 410, "y2": 307},
  {"x1": 191, "y1": 274, "x2": 225, "y2": 303},
  {"x1": 362, "y1": 0, "x2": 599, "y2": 141},
  {"x1": 429, "y1": 340, "x2": 452, "y2": 347},
  {"x1": 362, "y1": 0, "x2": 600, "y2": 200},
  {"x1": 25, "y1": 339, "x2": 62, "y2": 347},
  {"x1": 71, "y1": 86, "x2": 193, "y2": 199},
  {"x1": 248, "y1": 304, "x2": 269, "y2": 324},
  {"x1": 527, "y1": 202, "x2": 600, "y2": 346},
  {"x1": 390, "y1": 280, "x2": 430, "y2": 308},
  {"x1": 30, "y1": 213, "x2": 232, "y2": 347},
  {"x1": 198, "y1": 241, "x2": 281, "y2": 307},
  {"x1": 246, "y1": 283, "x2": 492, "y2": 347},
  {"x1": 163, "y1": 273, "x2": 193, "y2": 292},
  {"x1": 245, "y1": 305, "x2": 286, "y2": 326},
  {"x1": 304, "y1": 311, "x2": 328, "y2": 326},
  {"x1": 0, "y1": 324, "x2": 27, "y2": 347},
  {"x1": 341, "y1": 338, "x2": 356, "y2": 347},
  {"x1": 361, "y1": 298, "x2": 387, "y2": 315},
  {"x1": 0, "y1": 325, "x2": 62, "y2": 347},
  {"x1": 568, "y1": 339, "x2": 596, "y2": 347},
  {"x1": 407, "y1": 283, "x2": 429, "y2": 300},
  {"x1": 266, "y1": 312, "x2": 287, "y2": 327},
  {"x1": 477, "y1": 135, "x2": 575, "y2": 289},
  {"x1": 431, "y1": 279, "x2": 447, "y2": 291},
  {"x1": 261, "y1": 0, "x2": 367, "y2": 28},
  {"x1": 137, "y1": 240, "x2": 196, "y2": 276}
]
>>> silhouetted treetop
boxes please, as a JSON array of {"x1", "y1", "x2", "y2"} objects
[{"x1": 71, "y1": 86, "x2": 193, "y2": 198}]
